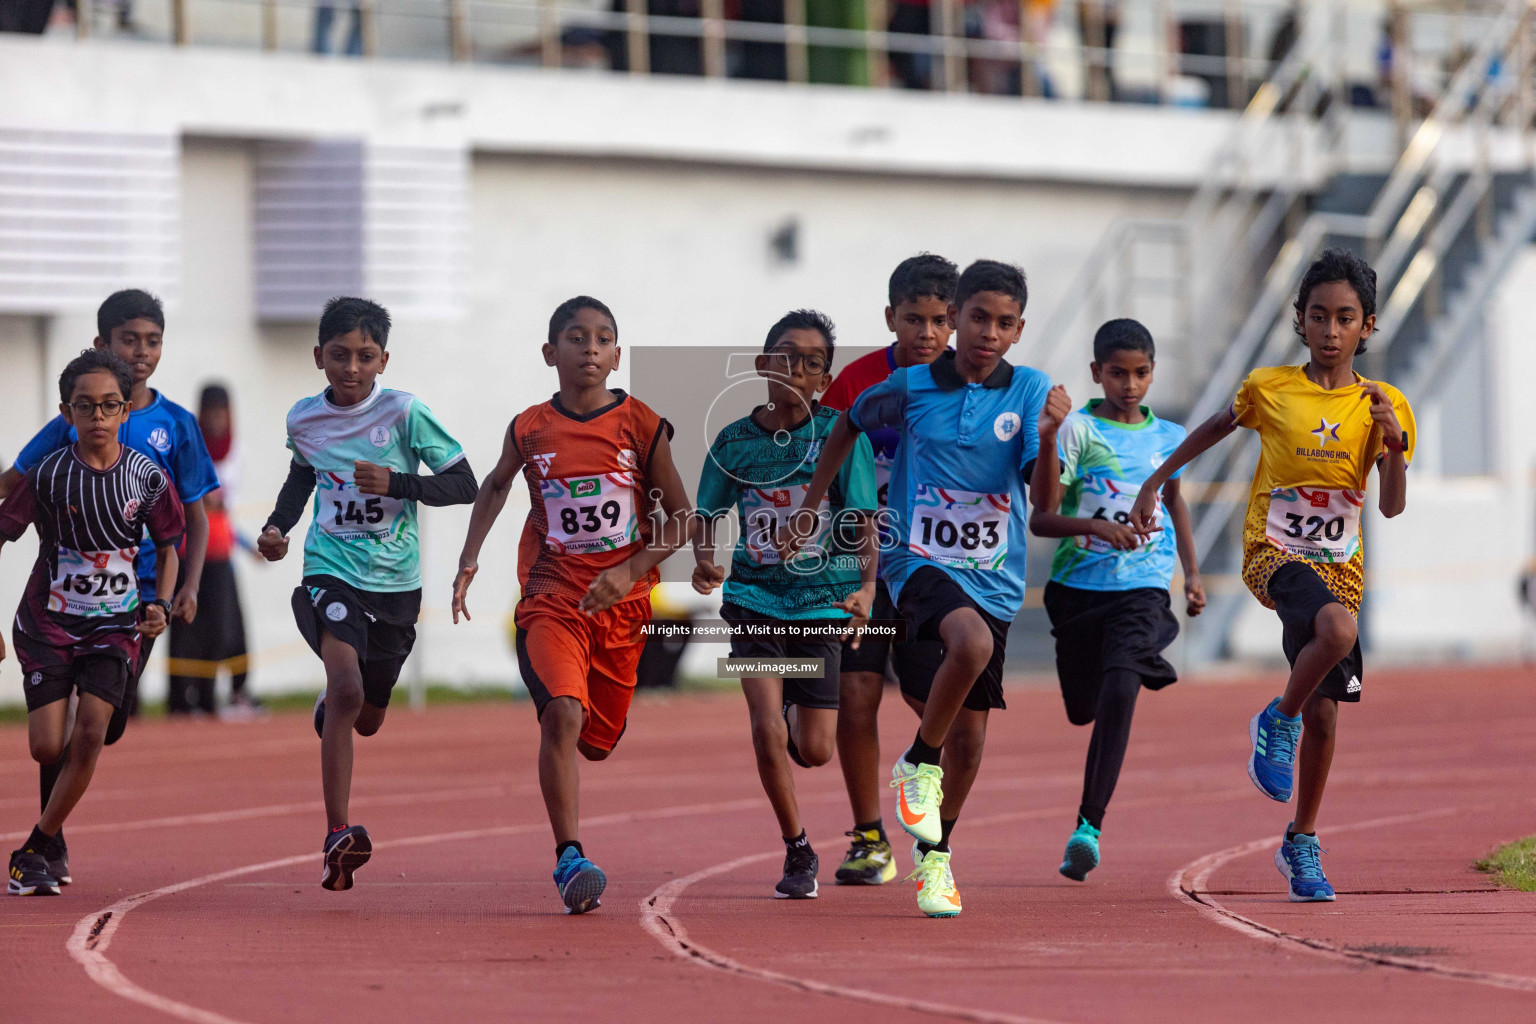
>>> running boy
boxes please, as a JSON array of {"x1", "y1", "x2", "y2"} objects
[
  {"x1": 258, "y1": 297, "x2": 476, "y2": 891},
  {"x1": 451, "y1": 296, "x2": 695, "y2": 916},
  {"x1": 1131, "y1": 249, "x2": 1413, "y2": 902},
  {"x1": 4, "y1": 350, "x2": 184, "y2": 895},
  {"x1": 693, "y1": 309, "x2": 878, "y2": 899},
  {"x1": 784, "y1": 259, "x2": 1071, "y2": 917},
  {"x1": 819, "y1": 253, "x2": 956, "y2": 886},
  {"x1": 0, "y1": 289, "x2": 216, "y2": 887},
  {"x1": 1029, "y1": 318, "x2": 1205, "y2": 882}
]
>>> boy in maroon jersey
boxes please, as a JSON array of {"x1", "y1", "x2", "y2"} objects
[{"x1": 2, "y1": 350, "x2": 185, "y2": 895}]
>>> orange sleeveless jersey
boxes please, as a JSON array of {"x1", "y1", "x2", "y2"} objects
[{"x1": 511, "y1": 391, "x2": 672, "y2": 604}]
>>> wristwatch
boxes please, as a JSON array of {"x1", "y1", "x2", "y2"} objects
[
  {"x1": 149, "y1": 598, "x2": 173, "y2": 617},
  {"x1": 1383, "y1": 430, "x2": 1408, "y2": 453}
]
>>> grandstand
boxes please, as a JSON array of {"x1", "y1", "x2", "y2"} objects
[{"x1": 1, "y1": 0, "x2": 1533, "y2": 706}]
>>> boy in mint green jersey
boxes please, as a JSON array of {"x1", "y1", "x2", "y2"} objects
[
  {"x1": 258, "y1": 297, "x2": 476, "y2": 891},
  {"x1": 692, "y1": 309, "x2": 878, "y2": 900},
  {"x1": 1029, "y1": 319, "x2": 1205, "y2": 882}
]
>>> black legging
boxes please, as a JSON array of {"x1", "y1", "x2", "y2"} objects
[{"x1": 1075, "y1": 667, "x2": 1141, "y2": 830}]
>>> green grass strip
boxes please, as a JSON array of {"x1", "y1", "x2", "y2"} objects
[{"x1": 1475, "y1": 835, "x2": 1536, "y2": 892}]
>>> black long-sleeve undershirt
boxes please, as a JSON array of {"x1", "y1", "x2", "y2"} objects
[{"x1": 263, "y1": 458, "x2": 477, "y2": 535}]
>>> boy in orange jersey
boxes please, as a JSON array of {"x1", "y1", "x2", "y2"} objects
[{"x1": 452, "y1": 295, "x2": 695, "y2": 915}]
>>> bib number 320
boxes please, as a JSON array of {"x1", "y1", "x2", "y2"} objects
[{"x1": 1264, "y1": 487, "x2": 1364, "y2": 563}]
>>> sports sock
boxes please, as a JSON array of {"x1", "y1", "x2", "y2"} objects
[
  {"x1": 1079, "y1": 668, "x2": 1141, "y2": 831},
  {"x1": 1285, "y1": 829, "x2": 1314, "y2": 844},
  {"x1": 39, "y1": 750, "x2": 67, "y2": 813},
  {"x1": 784, "y1": 830, "x2": 810, "y2": 851},
  {"x1": 904, "y1": 732, "x2": 942, "y2": 767},
  {"x1": 556, "y1": 840, "x2": 584, "y2": 861},
  {"x1": 854, "y1": 819, "x2": 885, "y2": 841},
  {"x1": 25, "y1": 825, "x2": 55, "y2": 854}
]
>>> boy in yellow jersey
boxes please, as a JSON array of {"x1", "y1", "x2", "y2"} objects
[{"x1": 1133, "y1": 249, "x2": 1413, "y2": 902}]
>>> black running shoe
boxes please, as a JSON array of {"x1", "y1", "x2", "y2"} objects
[
  {"x1": 45, "y1": 832, "x2": 70, "y2": 886},
  {"x1": 774, "y1": 843, "x2": 819, "y2": 899},
  {"x1": 783, "y1": 702, "x2": 810, "y2": 769},
  {"x1": 8, "y1": 849, "x2": 60, "y2": 897},
  {"x1": 320, "y1": 825, "x2": 372, "y2": 891},
  {"x1": 313, "y1": 692, "x2": 325, "y2": 739}
]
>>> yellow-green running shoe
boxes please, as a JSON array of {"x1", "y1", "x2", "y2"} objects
[
  {"x1": 906, "y1": 844, "x2": 961, "y2": 918},
  {"x1": 890, "y1": 756, "x2": 944, "y2": 844},
  {"x1": 835, "y1": 829, "x2": 897, "y2": 885}
]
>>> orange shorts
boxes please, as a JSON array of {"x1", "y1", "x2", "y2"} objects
[{"x1": 514, "y1": 592, "x2": 650, "y2": 753}]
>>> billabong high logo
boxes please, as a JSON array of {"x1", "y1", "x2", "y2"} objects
[
  {"x1": 569, "y1": 478, "x2": 600, "y2": 499},
  {"x1": 1310, "y1": 418, "x2": 1341, "y2": 448}
]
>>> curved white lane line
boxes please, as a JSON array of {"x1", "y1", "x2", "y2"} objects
[
  {"x1": 1168, "y1": 805, "x2": 1536, "y2": 994},
  {"x1": 67, "y1": 796, "x2": 770, "y2": 1024}
]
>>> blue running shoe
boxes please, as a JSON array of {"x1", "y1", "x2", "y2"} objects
[
  {"x1": 1248, "y1": 697, "x2": 1301, "y2": 802},
  {"x1": 553, "y1": 847, "x2": 607, "y2": 915},
  {"x1": 1058, "y1": 817, "x2": 1101, "y2": 882},
  {"x1": 1275, "y1": 826, "x2": 1335, "y2": 902}
]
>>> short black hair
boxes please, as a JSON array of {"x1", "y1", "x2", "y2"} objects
[
  {"x1": 199, "y1": 383, "x2": 231, "y2": 412},
  {"x1": 548, "y1": 295, "x2": 617, "y2": 345},
  {"x1": 1294, "y1": 248, "x2": 1377, "y2": 355},
  {"x1": 97, "y1": 289, "x2": 164, "y2": 342},
  {"x1": 60, "y1": 348, "x2": 134, "y2": 404},
  {"x1": 889, "y1": 253, "x2": 959, "y2": 308},
  {"x1": 319, "y1": 296, "x2": 392, "y2": 349},
  {"x1": 763, "y1": 309, "x2": 836, "y2": 360},
  {"x1": 954, "y1": 259, "x2": 1028, "y2": 314},
  {"x1": 1093, "y1": 318, "x2": 1156, "y2": 363}
]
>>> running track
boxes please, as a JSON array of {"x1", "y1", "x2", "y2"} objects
[{"x1": 3, "y1": 666, "x2": 1534, "y2": 1023}]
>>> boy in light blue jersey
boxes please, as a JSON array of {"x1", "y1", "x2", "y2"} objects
[
  {"x1": 258, "y1": 297, "x2": 476, "y2": 891},
  {"x1": 1030, "y1": 319, "x2": 1205, "y2": 882},
  {"x1": 785, "y1": 260, "x2": 1071, "y2": 918},
  {"x1": 693, "y1": 309, "x2": 878, "y2": 900},
  {"x1": 0, "y1": 289, "x2": 216, "y2": 888}
]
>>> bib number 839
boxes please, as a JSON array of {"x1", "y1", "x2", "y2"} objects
[{"x1": 560, "y1": 500, "x2": 623, "y2": 536}]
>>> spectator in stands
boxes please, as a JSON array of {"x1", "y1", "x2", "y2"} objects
[
  {"x1": 606, "y1": 0, "x2": 704, "y2": 75},
  {"x1": 968, "y1": 0, "x2": 1022, "y2": 95},
  {"x1": 887, "y1": 0, "x2": 933, "y2": 89},
  {"x1": 1078, "y1": 0, "x2": 1119, "y2": 100},
  {"x1": 314, "y1": 2, "x2": 363, "y2": 56},
  {"x1": 167, "y1": 385, "x2": 258, "y2": 718},
  {"x1": 733, "y1": 0, "x2": 788, "y2": 80},
  {"x1": 808, "y1": 0, "x2": 867, "y2": 85}
]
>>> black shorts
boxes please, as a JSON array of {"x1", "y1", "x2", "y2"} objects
[
  {"x1": 720, "y1": 602, "x2": 842, "y2": 710},
  {"x1": 894, "y1": 566, "x2": 1009, "y2": 712},
  {"x1": 1267, "y1": 562, "x2": 1363, "y2": 703},
  {"x1": 839, "y1": 580, "x2": 945, "y2": 692},
  {"x1": 1043, "y1": 581, "x2": 1180, "y2": 725},
  {"x1": 292, "y1": 576, "x2": 420, "y2": 709},
  {"x1": 12, "y1": 630, "x2": 132, "y2": 713}
]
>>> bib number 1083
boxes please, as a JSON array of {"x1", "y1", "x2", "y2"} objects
[{"x1": 915, "y1": 516, "x2": 1000, "y2": 551}]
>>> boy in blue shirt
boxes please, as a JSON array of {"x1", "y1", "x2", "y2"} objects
[
  {"x1": 784, "y1": 260, "x2": 1070, "y2": 917},
  {"x1": 0, "y1": 290, "x2": 216, "y2": 888},
  {"x1": 1029, "y1": 319, "x2": 1206, "y2": 882},
  {"x1": 693, "y1": 310, "x2": 878, "y2": 900}
]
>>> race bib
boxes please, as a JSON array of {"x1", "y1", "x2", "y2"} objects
[
  {"x1": 318, "y1": 474, "x2": 404, "y2": 544},
  {"x1": 542, "y1": 472, "x2": 640, "y2": 554},
  {"x1": 1079, "y1": 479, "x2": 1160, "y2": 554},
  {"x1": 909, "y1": 485, "x2": 1009, "y2": 570},
  {"x1": 741, "y1": 485, "x2": 829, "y2": 566},
  {"x1": 1264, "y1": 487, "x2": 1364, "y2": 563},
  {"x1": 49, "y1": 547, "x2": 139, "y2": 617}
]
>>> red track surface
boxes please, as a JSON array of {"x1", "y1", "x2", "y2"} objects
[{"x1": 3, "y1": 666, "x2": 1534, "y2": 1023}]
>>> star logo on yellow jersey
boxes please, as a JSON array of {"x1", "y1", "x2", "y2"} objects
[{"x1": 1310, "y1": 418, "x2": 1341, "y2": 448}]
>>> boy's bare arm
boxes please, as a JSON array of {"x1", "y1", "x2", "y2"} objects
[
  {"x1": 0, "y1": 467, "x2": 19, "y2": 500},
  {"x1": 1131, "y1": 409, "x2": 1235, "y2": 532},
  {"x1": 580, "y1": 432, "x2": 697, "y2": 614},
  {"x1": 451, "y1": 431, "x2": 524, "y2": 623},
  {"x1": 691, "y1": 514, "x2": 724, "y2": 595},
  {"x1": 1361, "y1": 383, "x2": 1408, "y2": 518},
  {"x1": 171, "y1": 499, "x2": 208, "y2": 624},
  {"x1": 778, "y1": 412, "x2": 861, "y2": 557},
  {"x1": 1162, "y1": 477, "x2": 1206, "y2": 616}
]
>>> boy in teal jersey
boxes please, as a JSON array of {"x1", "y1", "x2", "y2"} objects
[
  {"x1": 693, "y1": 310, "x2": 878, "y2": 900},
  {"x1": 258, "y1": 297, "x2": 477, "y2": 891},
  {"x1": 1029, "y1": 319, "x2": 1205, "y2": 881}
]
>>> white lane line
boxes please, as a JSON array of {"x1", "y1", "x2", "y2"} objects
[
  {"x1": 67, "y1": 796, "x2": 770, "y2": 1024},
  {"x1": 1168, "y1": 805, "x2": 1536, "y2": 993}
]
